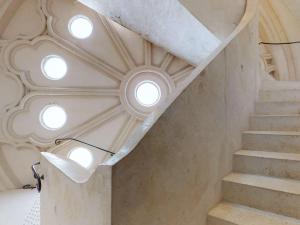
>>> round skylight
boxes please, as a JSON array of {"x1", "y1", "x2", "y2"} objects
[
  {"x1": 41, "y1": 55, "x2": 67, "y2": 80},
  {"x1": 135, "y1": 81, "x2": 161, "y2": 107},
  {"x1": 68, "y1": 15, "x2": 93, "y2": 39},
  {"x1": 68, "y1": 147, "x2": 93, "y2": 169},
  {"x1": 40, "y1": 105, "x2": 67, "y2": 130}
]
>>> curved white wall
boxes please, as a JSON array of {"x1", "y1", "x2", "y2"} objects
[{"x1": 78, "y1": 0, "x2": 222, "y2": 65}]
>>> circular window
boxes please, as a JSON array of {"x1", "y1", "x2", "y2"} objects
[
  {"x1": 40, "y1": 105, "x2": 67, "y2": 130},
  {"x1": 68, "y1": 147, "x2": 93, "y2": 169},
  {"x1": 41, "y1": 55, "x2": 67, "y2": 80},
  {"x1": 68, "y1": 15, "x2": 93, "y2": 39},
  {"x1": 135, "y1": 81, "x2": 161, "y2": 107}
]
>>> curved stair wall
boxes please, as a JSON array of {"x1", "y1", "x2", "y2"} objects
[
  {"x1": 110, "y1": 4, "x2": 260, "y2": 225},
  {"x1": 40, "y1": 1, "x2": 260, "y2": 225},
  {"x1": 77, "y1": 0, "x2": 223, "y2": 65}
]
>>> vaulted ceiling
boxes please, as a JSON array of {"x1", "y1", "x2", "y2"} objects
[{"x1": 0, "y1": 0, "x2": 195, "y2": 190}]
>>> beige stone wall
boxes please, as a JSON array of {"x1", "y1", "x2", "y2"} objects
[
  {"x1": 41, "y1": 154, "x2": 111, "y2": 225},
  {"x1": 111, "y1": 17, "x2": 260, "y2": 225}
]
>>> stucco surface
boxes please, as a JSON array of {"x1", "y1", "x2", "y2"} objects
[
  {"x1": 41, "y1": 154, "x2": 111, "y2": 225},
  {"x1": 78, "y1": 0, "x2": 221, "y2": 65},
  {"x1": 111, "y1": 18, "x2": 260, "y2": 225}
]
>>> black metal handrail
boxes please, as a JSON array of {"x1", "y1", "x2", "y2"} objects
[
  {"x1": 259, "y1": 41, "x2": 300, "y2": 45},
  {"x1": 55, "y1": 138, "x2": 115, "y2": 156},
  {"x1": 31, "y1": 162, "x2": 44, "y2": 193}
]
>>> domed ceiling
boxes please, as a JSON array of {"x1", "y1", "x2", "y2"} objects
[{"x1": 0, "y1": 0, "x2": 194, "y2": 190}]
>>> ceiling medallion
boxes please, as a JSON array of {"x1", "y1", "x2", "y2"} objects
[{"x1": 120, "y1": 66, "x2": 175, "y2": 120}]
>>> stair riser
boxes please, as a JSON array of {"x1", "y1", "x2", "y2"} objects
[
  {"x1": 250, "y1": 117, "x2": 300, "y2": 131},
  {"x1": 233, "y1": 155, "x2": 300, "y2": 180},
  {"x1": 259, "y1": 90, "x2": 300, "y2": 102},
  {"x1": 223, "y1": 181, "x2": 300, "y2": 219},
  {"x1": 255, "y1": 102, "x2": 300, "y2": 115},
  {"x1": 242, "y1": 133, "x2": 300, "y2": 153},
  {"x1": 207, "y1": 216, "x2": 237, "y2": 225}
]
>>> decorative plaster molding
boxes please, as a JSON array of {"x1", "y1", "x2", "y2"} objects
[
  {"x1": 0, "y1": 139, "x2": 40, "y2": 152},
  {"x1": 172, "y1": 66, "x2": 195, "y2": 83},
  {"x1": 4, "y1": 36, "x2": 122, "y2": 90},
  {"x1": 0, "y1": 0, "x2": 194, "y2": 154},
  {"x1": 100, "y1": 16, "x2": 136, "y2": 70},
  {"x1": 0, "y1": 0, "x2": 46, "y2": 43},
  {"x1": 2, "y1": 92, "x2": 123, "y2": 147},
  {"x1": 42, "y1": 0, "x2": 126, "y2": 79},
  {"x1": 120, "y1": 65, "x2": 175, "y2": 120},
  {"x1": 0, "y1": 68, "x2": 24, "y2": 115}
]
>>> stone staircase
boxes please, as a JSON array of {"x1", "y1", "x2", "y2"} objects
[{"x1": 208, "y1": 82, "x2": 300, "y2": 225}]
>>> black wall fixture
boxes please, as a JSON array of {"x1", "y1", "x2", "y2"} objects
[{"x1": 31, "y1": 162, "x2": 44, "y2": 193}]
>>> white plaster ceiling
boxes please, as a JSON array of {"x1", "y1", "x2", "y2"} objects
[{"x1": 0, "y1": 0, "x2": 194, "y2": 189}]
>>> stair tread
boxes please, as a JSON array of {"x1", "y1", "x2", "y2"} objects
[
  {"x1": 224, "y1": 173, "x2": 300, "y2": 195},
  {"x1": 235, "y1": 150, "x2": 300, "y2": 161},
  {"x1": 252, "y1": 114, "x2": 300, "y2": 118},
  {"x1": 243, "y1": 130, "x2": 300, "y2": 135},
  {"x1": 255, "y1": 101, "x2": 300, "y2": 114},
  {"x1": 257, "y1": 101, "x2": 300, "y2": 104},
  {"x1": 261, "y1": 81, "x2": 300, "y2": 91},
  {"x1": 261, "y1": 89, "x2": 300, "y2": 92},
  {"x1": 209, "y1": 202, "x2": 300, "y2": 225}
]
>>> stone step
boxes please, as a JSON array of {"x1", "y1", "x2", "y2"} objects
[
  {"x1": 234, "y1": 150, "x2": 300, "y2": 180},
  {"x1": 255, "y1": 102, "x2": 300, "y2": 115},
  {"x1": 261, "y1": 81, "x2": 300, "y2": 91},
  {"x1": 208, "y1": 202, "x2": 300, "y2": 225},
  {"x1": 259, "y1": 90, "x2": 300, "y2": 102},
  {"x1": 250, "y1": 115, "x2": 300, "y2": 131},
  {"x1": 242, "y1": 131, "x2": 300, "y2": 153},
  {"x1": 223, "y1": 173, "x2": 300, "y2": 219}
]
